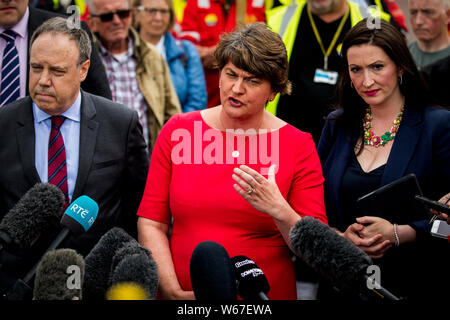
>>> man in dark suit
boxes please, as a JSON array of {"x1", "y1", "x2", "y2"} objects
[
  {"x1": 0, "y1": 17, "x2": 149, "y2": 256},
  {"x1": 0, "y1": 0, "x2": 111, "y2": 106}
]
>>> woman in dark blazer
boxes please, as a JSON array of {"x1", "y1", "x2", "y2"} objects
[{"x1": 317, "y1": 19, "x2": 449, "y2": 300}]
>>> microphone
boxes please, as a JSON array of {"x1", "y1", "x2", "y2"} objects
[
  {"x1": 108, "y1": 242, "x2": 159, "y2": 300},
  {"x1": 190, "y1": 241, "x2": 237, "y2": 301},
  {"x1": 231, "y1": 255, "x2": 270, "y2": 300},
  {"x1": 0, "y1": 183, "x2": 65, "y2": 298},
  {"x1": 105, "y1": 282, "x2": 149, "y2": 300},
  {"x1": 0, "y1": 183, "x2": 65, "y2": 252},
  {"x1": 22, "y1": 195, "x2": 98, "y2": 283},
  {"x1": 33, "y1": 249, "x2": 85, "y2": 300},
  {"x1": 83, "y1": 227, "x2": 136, "y2": 300},
  {"x1": 289, "y1": 217, "x2": 400, "y2": 300},
  {"x1": 3, "y1": 195, "x2": 98, "y2": 300}
]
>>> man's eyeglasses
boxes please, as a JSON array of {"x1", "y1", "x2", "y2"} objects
[
  {"x1": 91, "y1": 9, "x2": 131, "y2": 22},
  {"x1": 136, "y1": 6, "x2": 170, "y2": 16}
]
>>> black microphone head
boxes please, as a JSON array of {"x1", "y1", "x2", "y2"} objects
[
  {"x1": 109, "y1": 241, "x2": 152, "y2": 274},
  {"x1": 0, "y1": 183, "x2": 64, "y2": 249},
  {"x1": 231, "y1": 255, "x2": 270, "y2": 300},
  {"x1": 190, "y1": 241, "x2": 237, "y2": 301},
  {"x1": 83, "y1": 227, "x2": 135, "y2": 300},
  {"x1": 109, "y1": 249, "x2": 159, "y2": 300},
  {"x1": 289, "y1": 217, "x2": 372, "y2": 293},
  {"x1": 33, "y1": 248, "x2": 85, "y2": 300}
]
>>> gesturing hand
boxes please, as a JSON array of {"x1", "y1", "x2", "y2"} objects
[{"x1": 232, "y1": 164, "x2": 289, "y2": 221}]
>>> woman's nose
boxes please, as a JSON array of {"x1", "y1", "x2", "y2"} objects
[
  {"x1": 362, "y1": 71, "x2": 374, "y2": 87},
  {"x1": 232, "y1": 78, "x2": 244, "y2": 93}
]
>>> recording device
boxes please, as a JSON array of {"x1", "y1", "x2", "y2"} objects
[
  {"x1": 415, "y1": 195, "x2": 450, "y2": 214},
  {"x1": 3, "y1": 195, "x2": 98, "y2": 300},
  {"x1": 431, "y1": 219, "x2": 450, "y2": 241},
  {"x1": 190, "y1": 241, "x2": 237, "y2": 301},
  {"x1": 231, "y1": 255, "x2": 270, "y2": 300},
  {"x1": 0, "y1": 183, "x2": 65, "y2": 252},
  {"x1": 83, "y1": 227, "x2": 137, "y2": 300},
  {"x1": 33, "y1": 249, "x2": 85, "y2": 300},
  {"x1": 109, "y1": 243, "x2": 159, "y2": 300},
  {"x1": 289, "y1": 217, "x2": 400, "y2": 300}
]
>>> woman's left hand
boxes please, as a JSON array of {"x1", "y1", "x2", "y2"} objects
[
  {"x1": 356, "y1": 216, "x2": 396, "y2": 244},
  {"x1": 232, "y1": 164, "x2": 290, "y2": 221}
]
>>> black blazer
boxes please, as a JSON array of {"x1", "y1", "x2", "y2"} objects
[
  {"x1": 0, "y1": 91, "x2": 149, "y2": 255},
  {"x1": 421, "y1": 55, "x2": 450, "y2": 109},
  {"x1": 26, "y1": 6, "x2": 112, "y2": 100}
]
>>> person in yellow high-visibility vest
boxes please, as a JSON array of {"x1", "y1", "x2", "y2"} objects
[
  {"x1": 172, "y1": 0, "x2": 187, "y2": 23},
  {"x1": 266, "y1": 0, "x2": 393, "y2": 144}
]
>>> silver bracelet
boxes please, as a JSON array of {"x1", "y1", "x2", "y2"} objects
[{"x1": 393, "y1": 223, "x2": 400, "y2": 247}]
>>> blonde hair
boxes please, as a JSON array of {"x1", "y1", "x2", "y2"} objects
[{"x1": 132, "y1": 0, "x2": 175, "y2": 31}]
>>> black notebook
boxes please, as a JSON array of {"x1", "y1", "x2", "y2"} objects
[{"x1": 356, "y1": 174, "x2": 430, "y2": 224}]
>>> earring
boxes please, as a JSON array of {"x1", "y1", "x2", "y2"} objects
[
  {"x1": 350, "y1": 81, "x2": 354, "y2": 88},
  {"x1": 398, "y1": 75, "x2": 403, "y2": 85}
]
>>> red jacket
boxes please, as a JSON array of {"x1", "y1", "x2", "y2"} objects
[{"x1": 180, "y1": 0, "x2": 266, "y2": 47}]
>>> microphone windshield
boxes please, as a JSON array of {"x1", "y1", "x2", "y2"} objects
[
  {"x1": 231, "y1": 255, "x2": 270, "y2": 300},
  {"x1": 60, "y1": 195, "x2": 99, "y2": 235},
  {"x1": 105, "y1": 282, "x2": 149, "y2": 300},
  {"x1": 190, "y1": 241, "x2": 237, "y2": 301},
  {"x1": 109, "y1": 246, "x2": 159, "y2": 300},
  {"x1": 33, "y1": 248, "x2": 85, "y2": 300},
  {"x1": 83, "y1": 227, "x2": 136, "y2": 300},
  {"x1": 289, "y1": 217, "x2": 372, "y2": 293},
  {"x1": 0, "y1": 183, "x2": 65, "y2": 249}
]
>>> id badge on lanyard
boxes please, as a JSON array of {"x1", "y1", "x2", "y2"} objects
[
  {"x1": 314, "y1": 68, "x2": 338, "y2": 85},
  {"x1": 308, "y1": 5, "x2": 349, "y2": 85}
]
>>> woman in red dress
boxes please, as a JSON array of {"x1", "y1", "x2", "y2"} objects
[{"x1": 137, "y1": 22, "x2": 328, "y2": 300}]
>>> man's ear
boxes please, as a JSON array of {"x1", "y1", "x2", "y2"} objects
[{"x1": 79, "y1": 59, "x2": 90, "y2": 82}]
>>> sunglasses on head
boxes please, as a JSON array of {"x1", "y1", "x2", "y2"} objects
[{"x1": 91, "y1": 9, "x2": 131, "y2": 22}]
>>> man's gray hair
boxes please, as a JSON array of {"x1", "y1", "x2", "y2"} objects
[
  {"x1": 30, "y1": 17, "x2": 91, "y2": 66},
  {"x1": 87, "y1": 0, "x2": 132, "y2": 14}
]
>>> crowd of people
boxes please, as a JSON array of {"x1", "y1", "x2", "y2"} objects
[{"x1": 0, "y1": 0, "x2": 449, "y2": 301}]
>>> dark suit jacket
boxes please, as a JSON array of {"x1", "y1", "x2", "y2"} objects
[
  {"x1": 317, "y1": 105, "x2": 450, "y2": 299},
  {"x1": 421, "y1": 55, "x2": 450, "y2": 109},
  {"x1": 26, "y1": 6, "x2": 112, "y2": 100},
  {"x1": 0, "y1": 91, "x2": 149, "y2": 256}
]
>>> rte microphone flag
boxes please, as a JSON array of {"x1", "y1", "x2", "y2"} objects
[{"x1": 4, "y1": 196, "x2": 99, "y2": 300}]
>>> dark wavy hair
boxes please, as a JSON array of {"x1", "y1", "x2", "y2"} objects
[
  {"x1": 333, "y1": 19, "x2": 434, "y2": 141},
  {"x1": 214, "y1": 22, "x2": 291, "y2": 95}
]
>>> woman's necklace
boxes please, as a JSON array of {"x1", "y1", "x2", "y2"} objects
[
  {"x1": 363, "y1": 106, "x2": 404, "y2": 147},
  {"x1": 218, "y1": 109, "x2": 264, "y2": 158}
]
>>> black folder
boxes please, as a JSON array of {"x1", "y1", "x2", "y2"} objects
[{"x1": 356, "y1": 174, "x2": 429, "y2": 224}]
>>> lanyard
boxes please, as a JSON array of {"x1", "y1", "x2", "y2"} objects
[{"x1": 307, "y1": 5, "x2": 350, "y2": 70}]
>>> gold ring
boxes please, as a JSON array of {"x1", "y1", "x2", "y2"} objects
[{"x1": 247, "y1": 188, "x2": 254, "y2": 195}]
